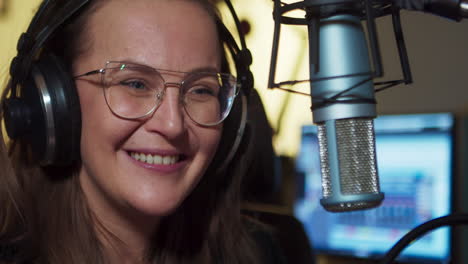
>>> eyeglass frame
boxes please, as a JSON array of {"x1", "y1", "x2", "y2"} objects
[{"x1": 74, "y1": 61, "x2": 241, "y2": 127}]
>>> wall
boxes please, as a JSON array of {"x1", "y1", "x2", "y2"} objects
[
  {"x1": 0, "y1": 0, "x2": 41, "y2": 86},
  {"x1": 375, "y1": 13, "x2": 468, "y2": 115}
]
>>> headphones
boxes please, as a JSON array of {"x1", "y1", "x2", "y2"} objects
[{"x1": 3, "y1": 0, "x2": 253, "y2": 168}]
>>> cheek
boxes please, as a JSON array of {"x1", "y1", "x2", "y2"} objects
[
  {"x1": 77, "y1": 84, "x2": 134, "y2": 154},
  {"x1": 201, "y1": 124, "x2": 222, "y2": 158},
  {"x1": 186, "y1": 123, "x2": 223, "y2": 180},
  {"x1": 78, "y1": 86, "x2": 107, "y2": 142}
]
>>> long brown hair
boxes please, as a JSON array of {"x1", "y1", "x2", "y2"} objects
[{"x1": 0, "y1": 0, "x2": 261, "y2": 263}]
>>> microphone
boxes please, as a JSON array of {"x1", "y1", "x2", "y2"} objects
[
  {"x1": 308, "y1": 11, "x2": 384, "y2": 212},
  {"x1": 303, "y1": 0, "x2": 467, "y2": 212},
  {"x1": 268, "y1": 0, "x2": 393, "y2": 212}
]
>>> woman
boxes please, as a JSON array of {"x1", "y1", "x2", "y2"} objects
[{"x1": 0, "y1": 0, "x2": 285, "y2": 263}]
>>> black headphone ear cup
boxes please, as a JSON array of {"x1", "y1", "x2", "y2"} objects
[{"x1": 21, "y1": 54, "x2": 81, "y2": 166}]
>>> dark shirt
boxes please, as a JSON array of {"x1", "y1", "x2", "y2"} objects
[
  {"x1": 250, "y1": 226, "x2": 288, "y2": 264},
  {"x1": 0, "y1": 242, "x2": 20, "y2": 263},
  {"x1": 0, "y1": 220, "x2": 288, "y2": 264}
]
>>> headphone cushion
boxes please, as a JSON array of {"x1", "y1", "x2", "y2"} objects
[{"x1": 24, "y1": 54, "x2": 81, "y2": 166}]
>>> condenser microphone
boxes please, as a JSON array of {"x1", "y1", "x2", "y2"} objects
[{"x1": 308, "y1": 11, "x2": 384, "y2": 212}]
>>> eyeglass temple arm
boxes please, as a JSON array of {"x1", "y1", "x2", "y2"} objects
[{"x1": 74, "y1": 68, "x2": 105, "y2": 79}]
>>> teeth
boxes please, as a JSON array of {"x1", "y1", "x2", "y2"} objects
[
  {"x1": 130, "y1": 152, "x2": 179, "y2": 165},
  {"x1": 146, "y1": 155, "x2": 153, "y2": 164},
  {"x1": 154, "y1": 155, "x2": 162, "y2": 164}
]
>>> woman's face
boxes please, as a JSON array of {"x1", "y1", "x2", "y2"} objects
[{"x1": 73, "y1": 0, "x2": 222, "y2": 225}]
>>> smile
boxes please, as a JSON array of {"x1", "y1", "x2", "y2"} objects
[{"x1": 130, "y1": 152, "x2": 180, "y2": 165}]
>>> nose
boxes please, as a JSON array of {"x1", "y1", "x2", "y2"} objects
[{"x1": 143, "y1": 86, "x2": 186, "y2": 139}]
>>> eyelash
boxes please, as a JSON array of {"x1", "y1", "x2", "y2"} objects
[{"x1": 120, "y1": 80, "x2": 148, "y2": 90}]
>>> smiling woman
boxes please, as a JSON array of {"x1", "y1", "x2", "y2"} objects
[{"x1": 0, "y1": 0, "x2": 286, "y2": 263}]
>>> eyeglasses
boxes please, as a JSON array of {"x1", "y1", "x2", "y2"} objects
[{"x1": 75, "y1": 61, "x2": 239, "y2": 126}]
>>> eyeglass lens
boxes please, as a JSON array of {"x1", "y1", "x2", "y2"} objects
[{"x1": 101, "y1": 62, "x2": 238, "y2": 126}]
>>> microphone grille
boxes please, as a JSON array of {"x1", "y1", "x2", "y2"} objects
[
  {"x1": 337, "y1": 118, "x2": 379, "y2": 194},
  {"x1": 317, "y1": 124, "x2": 331, "y2": 196},
  {"x1": 318, "y1": 118, "x2": 381, "y2": 211}
]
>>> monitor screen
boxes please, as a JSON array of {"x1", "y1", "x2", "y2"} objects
[{"x1": 294, "y1": 113, "x2": 454, "y2": 263}]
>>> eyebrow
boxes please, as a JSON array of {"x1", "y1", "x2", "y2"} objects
[
  {"x1": 190, "y1": 66, "x2": 219, "y2": 74},
  {"x1": 115, "y1": 58, "x2": 220, "y2": 74}
]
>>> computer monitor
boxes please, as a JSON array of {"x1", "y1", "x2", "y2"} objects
[{"x1": 294, "y1": 113, "x2": 455, "y2": 263}]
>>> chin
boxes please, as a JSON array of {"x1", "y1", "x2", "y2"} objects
[{"x1": 125, "y1": 189, "x2": 191, "y2": 218}]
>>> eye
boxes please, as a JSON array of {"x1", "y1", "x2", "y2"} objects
[
  {"x1": 120, "y1": 80, "x2": 147, "y2": 90},
  {"x1": 185, "y1": 84, "x2": 219, "y2": 103},
  {"x1": 185, "y1": 76, "x2": 220, "y2": 96},
  {"x1": 117, "y1": 79, "x2": 155, "y2": 98},
  {"x1": 189, "y1": 85, "x2": 217, "y2": 96}
]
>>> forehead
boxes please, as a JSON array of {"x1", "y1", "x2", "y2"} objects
[{"x1": 81, "y1": 0, "x2": 221, "y2": 71}]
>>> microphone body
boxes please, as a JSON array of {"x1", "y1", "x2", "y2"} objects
[{"x1": 309, "y1": 14, "x2": 384, "y2": 212}]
